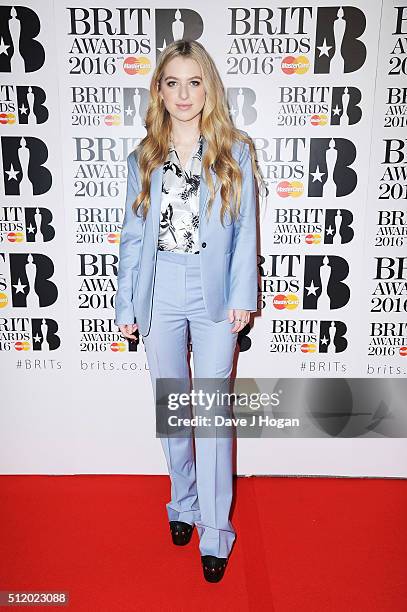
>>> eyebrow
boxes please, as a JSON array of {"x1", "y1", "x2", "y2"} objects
[{"x1": 164, "y1": 76, "x2": 202, "y2": 80}]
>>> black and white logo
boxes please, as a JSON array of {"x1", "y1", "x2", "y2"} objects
[
  {"x1": 8, "y1": 253, "x2": 58, "y2": 307},
  {"x1": 314, "y1": 6, "x2": 367, "y2": 74},
  {"x1": 1, "y1": 136, "x2": 52, "y2": 196},
  {"x1": 308, "y1": 138, "x2": 357, "y2": 197},
  {"x1": 0, "y1": 6, "x2": 45, "y2": 73},
  {"x1": 303, "y1": 255, "x2": 350, "y2": 309}
]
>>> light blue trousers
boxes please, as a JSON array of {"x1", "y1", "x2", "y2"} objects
[{"x1": 141, "y1": 249, "x2": 238, "y2": 558}]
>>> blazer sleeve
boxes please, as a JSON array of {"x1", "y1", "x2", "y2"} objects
[
  {"x1": 114, "y1": 151, "x2": 144, "y2": 326},
  {"x1": 225, "y1": 140, "x2": 258, "y2": 312}
]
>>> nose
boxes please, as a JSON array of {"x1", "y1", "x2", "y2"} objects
[{"x1": 179, "y1": 84, "x2": 190, "y2": 100}]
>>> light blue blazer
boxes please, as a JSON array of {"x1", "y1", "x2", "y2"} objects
[{"x1": 114, "y1": 130, "x2": 258, "y2": 337}]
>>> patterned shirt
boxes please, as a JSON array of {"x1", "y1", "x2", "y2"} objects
[{"x1": 158, "y1": 133, "x2": 203, "y2": 254}]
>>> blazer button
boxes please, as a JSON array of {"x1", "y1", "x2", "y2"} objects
[{"x1": 202, "y1": 242, "x2": 206, "y2": 248}]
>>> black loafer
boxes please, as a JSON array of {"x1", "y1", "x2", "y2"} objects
[
  {"x1": 201, "y1": 555, "x2": 228, "y2": 582},
  {"x1": 169, "y1": 521, "x2": 194, "y2": 546}
]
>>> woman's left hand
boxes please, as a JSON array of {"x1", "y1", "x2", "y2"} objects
[{"x1": 228, "y1": 309, "x2": 250, "y2": 333}]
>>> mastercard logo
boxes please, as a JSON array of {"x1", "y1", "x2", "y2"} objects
[
  {"x1": 310, "y1": 114, "x2": 328, "y2": 126},
  {"x1": 7, "y1": 231, "x2": 24, "y2": 243},
  {"x1": 0, "y1": 293, "x2": 8, "y2": 308},
  {"x1": 300, "y1": 343, "x2": 317, "y2": 353},
  {"x1": 400, "y1": 346, "x2": 407, "y2": 357},
  {"x1": 107, "y1": 232, "x2": 120, "y2": 244},
  {"x1": 276, "y1": 181, "x2": 304, "y2": 198},
  {"x1": 273, "y1": 293, "x2": 299, "y2": 310},
  {"x1": 111, "y1": 341, "x2": 126, "y2": 352},
  {"x1": 15, "y1": 341, "x2": 30, "y2": 351},
  {"x1": 123, "y1": 56, "x2": 151, "y2": 75},
  {"x1": 305, "y1": 234, "x2": 322, "y2": 245},
  {"x1": 0, "y1": 113, "x2": 16, "y2": 125},
  {"x1": 104, "y1": 114, "x2": 121, "y2": 127},
  {"x1": 281, "y1": 55, "x2": 310, "y2": 75}
]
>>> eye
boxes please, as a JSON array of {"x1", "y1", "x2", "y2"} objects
[
  {"x1": 191, "y1": 80, "x2": 201, "y2": 87},
  {"x1": 167, "y1": 80, "x2": 177, "y2": 87}
]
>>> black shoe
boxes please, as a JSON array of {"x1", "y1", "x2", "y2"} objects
[
  {"x1": 201, "y1": 555, "x2": 228, "y2": 583},
  {"x1": 169, "y1": 521, "x2": 194, "y2": 546}
]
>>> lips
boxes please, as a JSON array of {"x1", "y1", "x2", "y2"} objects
[{"x1": 176, "y1": 104, "x2": 192, "y2": 110}]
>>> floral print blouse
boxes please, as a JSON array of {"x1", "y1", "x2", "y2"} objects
[{"x1": 158, "y1": 134, "x2": 203, "y2": 254}]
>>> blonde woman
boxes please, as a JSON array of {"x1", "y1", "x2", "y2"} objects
[{"x1": 115, "y1": 39, "x2": 261, "y2": 583}]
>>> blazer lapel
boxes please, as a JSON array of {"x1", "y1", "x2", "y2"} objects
[
  {"x1": 150, "y1": 135, "x2": 214, "y2": 245},
  {"x1": 150, "y1": 164, "x2": 163, "y2": 245},
  {"x1": 198, "y1": 135, "x2": 212, "y2": 223}
]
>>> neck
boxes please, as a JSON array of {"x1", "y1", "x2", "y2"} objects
[{"x1": 170, "y1": 120, "x2": 201, "y2": 147}]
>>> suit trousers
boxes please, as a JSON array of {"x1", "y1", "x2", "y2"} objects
[{"x1": 141, "y1": 249, "x2": 239, "y2": 558}]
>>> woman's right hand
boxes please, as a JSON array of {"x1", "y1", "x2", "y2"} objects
[{"x1": 119, "y1": 323, "x2": 139, "y2": 341}]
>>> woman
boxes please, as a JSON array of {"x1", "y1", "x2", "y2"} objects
[{"x1": 114, "y1": 39, "x2": 261, "y2": 583}]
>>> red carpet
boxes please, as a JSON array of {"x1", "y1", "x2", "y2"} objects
[{"x1": 0, "y1": 476, "x2": 406, "y2": 611}]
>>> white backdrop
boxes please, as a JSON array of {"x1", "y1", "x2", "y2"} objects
[{"x1": 1, "y1": 0, "x2": 406, "y2": 476}]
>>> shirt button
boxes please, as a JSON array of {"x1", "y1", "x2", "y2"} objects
[{"x1": 202, "y1": 242, "x2": 206, "y2": 248}]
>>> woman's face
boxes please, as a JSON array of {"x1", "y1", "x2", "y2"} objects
[{"x1": 158, "y1": 56, "x2": 206, "y2": 125}]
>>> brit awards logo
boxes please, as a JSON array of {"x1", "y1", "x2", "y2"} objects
[
  {"x1": 0, "y1": 85, "x2": 49, "y2": 125},
  {"x1": 368, "y1": 322, "x2": 407, "y2": 359},
  {"x1": 270, "y1": 319, "x2": 348, "y2": 354},
  {"x1": 264, "y1": 137, "x2": 357, "y2": 198},
  {"x1": 66, "y1": 7, "x2": 152, "y2": 76},
  {"x1": 383, "y1": 6, "x2": 407, "y2": 126},
  {"x1": 69, "y1": 86, "x2": 149, "y2": 130},
  {"x1": 72, "y1": 138, "x2": 133, "y2": 198},
  {"x1": 74, "y1": 207, "x2": 121, "y2": 245},
  {"x1": 374, "y1": 210, "x2": 407, "y2": 249},
  {"x1": 0, "y1": 6, "x2": 45, "y2": 73},
  {"x1": 384, "y1": 88, "x2": 407, "y2": 129},
  {"x1": 314, "y1": 6, "x2": 366, "y2": 74},
  {"x1": 228, "y1": 6, "x2": 311, "y2": 76},
  {"x1": 79, "y1": 318, "x2": 141, "y2": 353},
  {"x1": 387, "y1": 5, "x2": 407, "y2": 78},
  {"x1": 77, "y1": 253, "x2": 118, "y2": 310},
  {"x1": 155, "y1": 8, "x2": 203, "y2": 58},
  {"x1": 0, "y1": 252, "x2": 58, "y2": 308},
  {"x1": 272, "y1": 208, "x2": 354, "y2": 246},
  {"x1": 379, "y1": 139, "x2": 407, "y2": 201},
  {"x1": 0, "y1": 317, "x2": 60, "y2": 351},
  {"x1": 303, "y1": 255, "x2": 350, "y2": 310},
  {"x1": 277, "y1": 86, "x2": 362, "y2": 127},
  {"x1": 227, "y1": 87, "x2": 257, "y2": 128},
  {"x1": 227, "y1": 6, "x2": 366, "y2": 76},
  {"x1": 257, "y1": 254, "x2": 350, "y2": 311},
  {"x1": 371, "y1": 257, "x2": 407, "y2": 315},
  {"x1": 0, "y1": 206, "x2": 55, "y2": 244},
  {"x1": 307, "y1": 138, "x2": 357, "y2": 197},
  {"x1": 1, "y1": 136, "x2": 52, "y2": 196}
]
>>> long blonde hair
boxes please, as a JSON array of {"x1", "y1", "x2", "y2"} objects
[{"x1": 132, "y1": 40, "x2": 264, "y2": 225}]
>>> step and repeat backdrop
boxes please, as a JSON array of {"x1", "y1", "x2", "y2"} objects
[{"x1": 1, "y1": 1, "x2": 406, "y2": 476}]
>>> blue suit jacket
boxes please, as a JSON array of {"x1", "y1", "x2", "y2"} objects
[{"x1": 114, "y1": 131, "x2": 258, "y2": 336}]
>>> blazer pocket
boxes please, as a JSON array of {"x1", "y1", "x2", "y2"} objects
[{"x1": 224, "y1": 251, "x2": 232, "y2": 302}]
